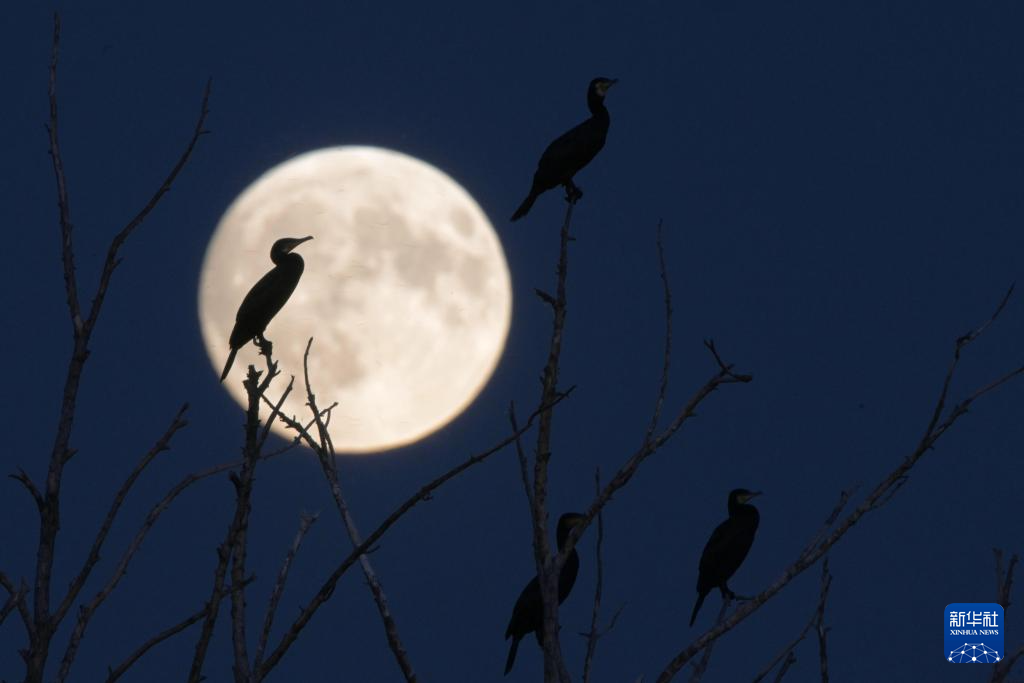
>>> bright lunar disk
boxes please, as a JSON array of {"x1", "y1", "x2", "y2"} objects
[{"x1": 198, "y1": 146, "x2": 512, "y2": 453}]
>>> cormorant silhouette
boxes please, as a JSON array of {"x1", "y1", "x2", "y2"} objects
[
  {"x1": 220, "y1": 236, "x2": 313, "y2": 381},
  {"x1": 504, "y1": 512, "x2": 586, "y2": 675},
  {"x1": 690, "y1": 489, "x2": 761, "y2": 626},
  {"x1": 511, "y1": 77, "x2": 617, "y2": 221}
]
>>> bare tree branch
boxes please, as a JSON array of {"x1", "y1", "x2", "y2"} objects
[
  {"x1": 531, "y1": 199, "x2": 576, "y2": 683},
  {"x1": 1, "y1": 574, "x2": 31, "y2": 634},
  {"x1": 104, "y1": 582, "x2": 241, "y2": 683},
  {"x1": 816, "y1": 560, "x2": 831, "y2": 683},
  {"x1": 750, "y1": 561, "x2": 832, "y2": 683},
  {"x1": 9, "y1": 469, "x2": 44, "y2": 511},
  {"x1": 277, "y1": 339, "x2": 417, "y2": 682},
  {"x1": 581, "y1": 468, "x2": 607, "y2": 683},
  {"x1": 253, "y1": 513, "x2": 318, "y2": 671},
  {"x1": 26, "y1": 14, "x2": 210, "y2": 679},
  {"x1": 688, "y1": 599, "x2": 729, "y2": 683},
  {"x1": 54, "y1": 404, "x2": 189, "y2": 627},
  {"x1": 655, "y1": 288, "x2": 1021, "y2": 682},
  {"x1": 509, "y1": 402, "x2": 536, "y2": 511},
  {"x1": 991, "y1": 548, "x2": 1021, "y2": 683},
  {"x1": 644, "y1": 220, "x2": 672, "y2": 444},
  {"x1": 45, "y1": 12, "x2": 79, "y2": 333},
  {"x1": 256, "y1": 382, "x2": 573, "y2": 678},
  {"x1": 56, "y1": 454, "x2": 243, "y2": 683}
]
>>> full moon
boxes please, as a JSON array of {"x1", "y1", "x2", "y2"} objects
[{"x1": 198, "y1": 146, "x2": 512, "y2": 453}]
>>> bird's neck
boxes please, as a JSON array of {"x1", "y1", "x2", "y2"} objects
[
  {"x1": 271, "y1": 252, "x2": 304, "y2": 268},
  {"x1": 729, "y1": 502, "x2": 758, "y2": 520},
  {"x1": 587, "y1": 94, "x2": 609, "y2": 117}
]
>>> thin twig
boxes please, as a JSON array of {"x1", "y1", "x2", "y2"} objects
[
  {"x1": 582, "y1": 468, "x2": 606, "y2": 683},
  {"x1": 55, "y1": 404, "x2": 189, "y2": 627},
  {"x1": 688, "y1": 599, "x2": 729, "y2": 683},
  {"x1": 253, "y1": 513, "x2": 319, "y2": 671},
  {"x1": 816, "y1": 559, "x2": 831, "y2": 683},
  {"x1": 751, "y1": 560, "x2": 832, "y2": 683},
  {"x1": 104, "y1": 581, "x2": 242, "y2": 683},
  {"x1": 509, "y1": 402, "x2": 535, "y2": 511},
  {"x1": 991, "y1": 549, "x2": 1021, "y2": 683},
  {"x1": 644, "y1": 220, "x2": 673, "y2": 444}
]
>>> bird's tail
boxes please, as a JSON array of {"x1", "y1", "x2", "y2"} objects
[
  {"x1": 220, "y1": 348, "x2": 238, "y2": 382},
  {"x1": 689, "y1": 592, "x2": 707, "y2": 627},
  {"x1": 511, "y1": 191, "x2": 538, "y2": 221},
  {"x1": 504, "y1": 636, "x2": 521, "y2": 676}
]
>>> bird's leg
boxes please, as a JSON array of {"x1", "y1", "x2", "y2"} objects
[{"x1": 563, "y1": 180, "x2": 583, "y2": 204}]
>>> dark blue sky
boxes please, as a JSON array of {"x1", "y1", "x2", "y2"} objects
[{"x1": 3, "y1": 2, "x2": 1023, "y2": 681}]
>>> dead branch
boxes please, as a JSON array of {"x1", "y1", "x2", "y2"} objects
[
  {"x1": 281, "y1": 339, "x2": 417, "y2": 682},
  {"x1": 55, "y1": 454, "x2": 243, "y2": 683},
  {"x1": 581, "y1": 468, "x2": 608, "y2": 683},
  {"x1": 655, "y1": 288, "x2": 1022, "y2": 682},
  {"x1": 531, "y1": 199, "x2": 576, "y2": 683},
  {"x1": 25, "y1": 13, "x2": 210, "y2": 681},
  {"x1": 104, "y1": 581, "x2": 242, "y2": 683},
  {"x1": 255, "y1": 379, "x2": 573, "y2": 678},
  {"x1": 253, "y1": 513, "x2": 319, "y2": 671},
  {"x1": 991, "y1": 548, "x2": 1021, "y2": 683},
  {"x1": 688, "y1": 599, "x2": 729, "y2": 683},
  {"x1": 816, "y1": 560, "x2": 831, "y2": 683},
  {"x1": 54, "y1": 404, "x2": 189, "y2": 627},
  {"x1": 644, "y1": 220, "x2": 672, "y2": 445}
]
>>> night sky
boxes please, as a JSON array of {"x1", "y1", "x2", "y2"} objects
[{"x1": 3, "y1": 2, "x2": 1024, "y2": 682}]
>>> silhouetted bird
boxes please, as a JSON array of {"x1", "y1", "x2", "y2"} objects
[
  {"x1": 511, "y1": 77, "x2": 618, "y2": 221},
  {"x1": 504, "y1": 512, "x2": 586, "y2": 675},
  {"x1": 690, "y1": 489, "x2": 761, "y2": 626},
  {"x1": 220, "y1": 236, "x2": 313, "y2": 381}
]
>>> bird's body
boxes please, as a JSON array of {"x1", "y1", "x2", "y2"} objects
[
  {"x1": 504, "y1": 513, "x2": 586, "y2": 675},
  {"x1": 220, "y1": 236, "x2": 313, "y2": 381},
  {"x1": 690, "y1": 489, "x2": 761, "y2": 627},
  {"x1": 511, "y1": 77, "x2": 617, "y2": 221}
]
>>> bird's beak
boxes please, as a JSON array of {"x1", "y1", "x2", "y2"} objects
[
  {"x1": 744, "y1": 491, "x2": 763, "y2": 502},
  {"x1": 284, "y1": 235, "x2": 314, "y2": 253},
  {"x1": 607, "y1": 79, "x2": 619, "y2": 87}
]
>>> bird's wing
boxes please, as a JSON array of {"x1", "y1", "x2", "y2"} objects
[
  {"x1": 229, "y1": 267, "x2": 300, "y2": 346},
  {"x1": 505, "y1": 576, "x2": 540, "y2": 639},
  {"x1": 697, "y1": 518, "x2": 757, "y2": 587},
  {"x1": 536, "y1": 119, "x2": 599, "y2": 173}
]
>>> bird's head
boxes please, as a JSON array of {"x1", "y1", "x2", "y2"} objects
[
  {"x1": 274, "y1": 235, "x2": 314, "y2": 253},
  {"x1": 270, "y1": 235, "x2": 314, "y2": 262},
  {"x1": 589, "y1": 77, "x2": 618, "y2": 99},
  {"x1": 729, "y1": 489, "x2": 762, "y2": 506},
  {"x1": 556, "y1": 512, "x2": 587, "y2": 546}
]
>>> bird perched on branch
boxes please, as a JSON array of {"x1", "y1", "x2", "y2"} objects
[
  {"x1": 511, "y1": 77, "x2": 618, "y2": 221},
  {"x1": 504, "y1": 512, "x2": 586, "y2": 675},
  {"x1": 690, "y1": 489, "x2": 761, "y2": 626},
  {"x1": 220, "y1": 235, "x2": 313, "y2": 381}
]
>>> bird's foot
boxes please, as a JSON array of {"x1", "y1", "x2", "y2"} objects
[{"x1": 254, "y1": 335, "x2": 274, "y2": 359}]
